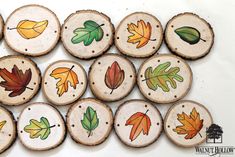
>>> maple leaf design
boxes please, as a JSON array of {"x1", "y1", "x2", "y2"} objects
[
  {"x1": 125, "y1": 110, "x2": 151, "y2": 141},
  {"x1": 105, "y1": 61, "x2": 125, "y2": 94},
  {"x1": 173, "y1": 107, "x2": 204, "y2": 139},
  {"x1": 0, "y1": 65, "x2": 32, "y2": 97},
  {"x1": 127, "y1": 20, "x2": 156, "y2": 48},
  {"x1": 50, "y1": 65, "x2": 79, "y2": 97}
]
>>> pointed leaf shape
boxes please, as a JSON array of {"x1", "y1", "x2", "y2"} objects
[
  {"x1": 24, "y1": 117, "x2": 54, "y2": 140},
  {"x1": 125, "y1": 110, "x2": 151, "y2": 141},
  {"x1": 81, "y1": 106, "x2": 99, "y2": 137},
  {"x1": 71, "y1": 20, "x2": 104, "y2": 46},
  {"x1": 143, "y1": 62, "x2": 184, "y2": 92},
  {"x1": 0, "y1": 65, "x2": 32, "y2": 97},
  {"x1": 173, "y1": 107, "x2": 204, "y2": 139},
  {"x1": 50, "y1": 66, "x2": 79, "y2": 97},
  {"x1": 105, "y1": 61, "x2": 125, "y2": 94},
  {"x1": 0, "y1": 120, "x2": 6, "y2": 131},
  {"x1": 175, "y1": 26, "x2": 201, "y2": 45},
  {"x1": 14, "y1": 20, "x2": 48, "y2": 39},
  {"x1": 127, "y1": 20, "x2": 153, "y2": 48}
]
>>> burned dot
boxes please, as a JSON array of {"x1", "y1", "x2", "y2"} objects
[
  {"x1": 177, "y1": 60, "x2": 180, "y2": 63},
  {"x1": 175, "y1": 48, "x2": 178, "y2": 51},
  {"x1": 98, "y1": 62, "x2": 101, "y2": 65},
  {"x1": 58, "y1": 124, "x2": 60, "y2": 127},
  {"x1": 153, "y1": 46, "x2": 156, "y2": 49},
  {"x1": 22, "y1": 61, "x2": 24, "y2": 64},
  {"x1": 106, "y1": 34, "x2": 109, "y2": 37},
  {"x1": 156, "y1": 25, "x2": 159, "y2": 28},
  {"x1": 171, "y1": 25, "x2": 174, "y2": 28},
  {"x1": 168, "y1": 125, "x2": 170, "y2": 128},
  {"x1": 106, "y1": 122, "x2": 108, "y2": 124},
  {"x1": 28, "y1": 108, "x2": 31, "y2": 110},
  {"x1": 20, "y1": 131, "x2": 23, "y2": 133},
  {"x1": 130, "y1": 75, "x2": 132, "y2": 78},
  {"x1": 25, "y1": 49, "x2": 28, "y2": 51},
  {"x1": 54, "y1": 30, "x2": 57, "y2": 33},
  {"x1": 117, "y1": 37, "x2": 120, "y2": 39},
  {"x1": 23, "y1": 97, "x2": 26, "y2": 100},
  {"x1": 174, "y1": 95, "x2": 177, "y2": 98},
  {"x1": 182, "y1": 105, "x2": 185, "y2": 108},
  {"x1": 157, "y1": 123, "x2": 159, "y2": 125},
  {"x1": 158, "y1": 60, "x2": 160, "y2": 62},
  {"x1": 34, "y1": 82, "x2": 36, "y2": 85},
  {"x1": 73, "y1": 94, "x2": 75, "y2": 97},
  {"x1": 140, "y1": 74, "x2": 143, "y2": 77},
  {"x1": 92, "y1": 50, "x2": 95, "y2": 53},
  {"x1": 145, "y1": 105, "x2": 147, "y2": 108},
  {"x1": 45, "y1": 82, "x2": 47, "y2": 85},
  {"x1": 9, "y1": 134, "x2": 11, "y2": 136},
  {"x1": 72, "y1": 124, "x2": 75, "y2": 127},
  {"x1": 92, "y1": 82, "x2": 95, "y2": 85},
  {"x1": 65, "y1": 26, "x2": 67, "y2": 29},
  {"x1": 79, "y1": 105, "x2": 81, "y2": 108},
  {"x1": 148, "y1": 93, "x2": 151, "y2": 96},
  {"x1": 81, "y1": 82, "x2": 83, "y2": 85},
  {"x1": 117, "y1": 124, "x2": 120, "y2": 127}
]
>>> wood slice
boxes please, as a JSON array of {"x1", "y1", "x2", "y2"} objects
[
  {"x1": 0, "y1": 15, "x2": 4, "y2": 40},
  {"x1": 115, "y1": 12, "x2": 163, "y2": 58},
  {"x1": 0, "y1": 106, "x2": 16, "y2": 154},
  {"x1": 137, "y1": 54, "x2": 192, "y2": 103},
  {"x1": 61, "y1": 10, "x2": 114, "y2": 59},
  {"x1": 114, "y1": 100, "x2": 163, "y2": 148},
  {"x1": 89, "y1": 54, "x2": 136, "y2": 101},
  {"x1": 4, "y1": 4, "x2": 60, "y2": 56},
  {"x1": 0, "y1": 55, "x2": 41, "y2": 106},
  {"x1": 18, "y1": 102, "x2": 66, "y2": 151},
  {"x1": 67, "y1": 98, "x2": 113, "y2": 146},
  {"x1": 164, "y1": 100, "x2": 213, "y2": 147},
  {"x1": 165, "y1": 13, "x2": 214, "y2": 60},
  {"x1": 42, "y1": 60, "x2": 87, "y2": 105}
]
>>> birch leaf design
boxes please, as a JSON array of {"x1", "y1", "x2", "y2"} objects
[
  {"x1": 81, "y1": 106, "x2": 99, "y2": 137},
  {"x1": 142, "y1": 62, "x2": 184, "y2": 92},
  {"x1": 0, "y1": 120, "x2": 6, "y2": 131},
  {"x1": 175, "y1": 26, "x2": 206, "y2": 45}
]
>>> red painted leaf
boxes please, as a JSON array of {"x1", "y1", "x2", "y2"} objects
[
  {"x1": 105, "y1": 61, "x2": 125, "y2": 94},
  {"x1": 0, "y1": 65, "x2": 32, "y2": 97}
]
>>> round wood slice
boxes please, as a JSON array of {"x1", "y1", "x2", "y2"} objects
[
  {"x1": 137, "y1": 54, "x2": 192, "y2": 103},
  {"x1": 67, "y1": 98, "x2": 113, "y2": 146},
  {"x1": 89, "y1": 54, "x2": 136, "y2": 101},
  {"x1": 0, "y1": 106, "x2": 16, "y2": 154},
  {"x1": 61, "y1": 10, "x2": 114, "y2": 59},
  {"x1": 0, "y1": 55, "x2": 41, "y2": 106},
  {"x1": 165, "y1": 13, "x2": 214, "y2": 60},
  {"x1": 114, "y1": 100, "x2": 163, "y2": 148},
  {"x1": 4, "y1": 4, "x2": 60, "y2": 56},
  {"x1": 115, "y1": 12, "x2": 163, "y2": 58},
  {"x1": 18, "y1": 102, "x2": 66, "y2": 151},
  {"x1": 164, "y1": 100, "x2": 213, "y2": 147},
  {"x1": 0, "y1": 15, "x2": 4, "y2": 40},
  {"x1": 42, "y1": 60, "x2": 87, "y2": 105}
]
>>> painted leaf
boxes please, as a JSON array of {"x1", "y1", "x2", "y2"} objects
[
  {"x1": 127, "y1": 20, "x2": 154, "y2": 48},
  {"x1": 10, "y1": 20, "x2": 48, "y2": 39},
  {"x1": 125, "y1": 110, "x2": 151, "y2": 141},
  {"x1": 50, "y1": 66, "x2": 79, "y2": 97},
  {"x1": 24, "y1": 117, "x2": 55, "y2": 140},
  {"x1": 173, "y1": 107, "x2": 204, "y2": 139},
  {"x1": 0, "y1": 65, "x2": 32, "y2": 97},
  {"x1": 143, "y1": 62, "x2": 183, "y2": 92},
  {"x1": 71, "y1": 20, "x2": 104, "y2": 46},
  {"x1": 105, "y1": 61, "x2": 125, "y2": 94},
  {"x1": 175, "y1": 26, "x2": 205, "y2": 45},
  {"x1": 81, "y1": 106, "x2": 99, "y2": 137},
  {"x1": 0, "y1": 120, "x2": 6, "y2": 131}
]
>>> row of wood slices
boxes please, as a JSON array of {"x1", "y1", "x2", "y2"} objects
[{"x1": 0, "y1": 4, "x2": 214, "y2": 154}]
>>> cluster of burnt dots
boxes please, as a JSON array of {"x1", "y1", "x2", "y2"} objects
[{"x1": 0, "y1": 4, "x2": 214, "y2": 153}]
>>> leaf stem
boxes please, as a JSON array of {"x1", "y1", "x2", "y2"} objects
[
  {"x1": 99, "y1": 24, "x2": 105, "y2": 27},
  {"x1": 200, "y1": 38, "x2": 206, "y2": 42},
  {"x1": 145, "y1": 109, "x2": 149, "y2": 115},
  {"x1": 199, "y1": 132, "x2": 202, "y2": 138},
  {"x1": 26, "y1": 86, "x2": 33, "y2": 90},
  {"x1": 70, "y1": 65, "x2": 75, "y2": 71},
  {"x1": 110, "y1": 89, "x2": 114, "y2": 94},
  {"x1": 49, "y1": 125, "x2": 56, "y2": 129},
  {"x1": 88, "y1": 131, "x2": 92, "y2": 137}
]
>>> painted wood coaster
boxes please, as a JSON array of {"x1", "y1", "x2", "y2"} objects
[
  {"x1": 42, "y1": 60, "x2": 87, "y2": 105},
  {"x1": 114, "y1": 100, "x2": 163, "y2": 147},
  {"x1": 0, "y1": 106, "x2": 16, "y2": 154},
  {"x1": 18, "y1": 102, "x2": 66, "y2": 151},
  {"x1": 89, "y1": 54, "x2": 136, "y2": 101},
  {"x1": 67, "y1": 98, "x2": 113, "y2": 146},
  {"x1": 164, "y1": 100, "x2": 213, "y2": 147},
  {"x1": 165, "y1": 13, "x2": 214, "y2": 60},
  {"x1": 0, "y1": 55, "x2": 41, "y2": 106},
  {"x1": 61, "y1": 10, "x2": 114, "y2": 59},
  {"x1": 4, "y1": 4, "x2": 60, "y2": 56},
  {"x1": 115, "y1": 12, "x2": 163, "y2": 58},
  {"x1": 0, "y1": 15, "x2": 4, "y2": 40},
  {"x1": 137, "y1": 54, "x2": 192, "y2": 103}
]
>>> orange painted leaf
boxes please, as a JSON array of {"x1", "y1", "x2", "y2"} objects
[
  {"x1": 0, "y1": 65, "x2": 32, "y2": 97},
  {"x1": 50, "y1": 66, "x2": 79, "y2": 97},
  {"x1": 173, "y1": 107, "x2": 204, "y2": 139},
  {"x1": 105, "y1": 61, "x2": 124, "y2": 94},
  {"x1": 125, "y1": 110, "x2": 151, "y2": 141},
  {"x1": 127, "y1": 20, "x2": 154, "y2": 48}
]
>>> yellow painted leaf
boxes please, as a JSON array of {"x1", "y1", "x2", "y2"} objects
[
  {"x1": 127, "y1": 20, "x2": 154, "y2": 48},
  {"x1": 0, "y1": 120, "x2": 6, "y2": 131},
  {"x1": 173, "y1": 107, "x2": 204, "y2": 139},
  {"x1": 13, "y1": 20, "x2": 48, "y2": 39},
  {"x1": 50, "y1": 65, "x2": 79, "y2": 97}
]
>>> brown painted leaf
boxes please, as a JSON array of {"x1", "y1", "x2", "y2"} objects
[
  {"x1": 105, "y1": 61, "x2": 125, "y2": 94},
  {"x1": 125, "y1": 110, "x2": 151, "y2": 141},
  {"x1": 0, "y1": 65, "x2": 32, "y2": 97},
  {"x1": 173, "y1": 107, "x2": 204, "y2": 139}
]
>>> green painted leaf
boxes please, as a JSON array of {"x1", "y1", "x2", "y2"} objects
[
  {"x1": 81, "y1": 106, "x2": 99, "y2": 137},
  {"x1": 143, "y1": 62, "x2": 184, "y2": 92},
  {"x1": 71, "y1": 20, "x2": 104, "y2": 46},
  {"x1": 24, "y1": 117, "x2": 55, "y2": 140},
  {"x1": 175, "y1": 26, "x2": 203, "y2": 45}
]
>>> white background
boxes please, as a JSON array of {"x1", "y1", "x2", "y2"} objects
[{"x1": 1, "y1": 0, "x2": 235, "y2": 156}]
